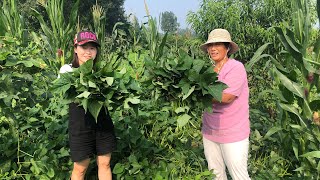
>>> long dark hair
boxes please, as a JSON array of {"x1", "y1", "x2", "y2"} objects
[{"x1": 71, "y1": 43, "x2": 100, "y2": 68}]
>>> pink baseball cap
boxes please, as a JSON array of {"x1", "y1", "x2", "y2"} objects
[{"x1": 74, "y1": 30, "x2": 100, "y2": 46}]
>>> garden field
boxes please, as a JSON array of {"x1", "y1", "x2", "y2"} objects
[{"x1": 0, "y1": 0, "x2": 320, "y2": 179}]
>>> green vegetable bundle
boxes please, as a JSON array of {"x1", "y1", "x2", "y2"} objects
[
  {"x1": 143, "y1": 51, "x2": 227, "y2": 112},
  {"x1": 51, "y1": 59, "x2": 141, "y2": 122}
]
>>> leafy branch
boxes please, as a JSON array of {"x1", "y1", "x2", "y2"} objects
[{"x1": 51, "y1": 59, "x2": 141, "y2": 122}]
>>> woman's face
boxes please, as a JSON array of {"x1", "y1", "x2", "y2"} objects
[
  {"x1": 74, "y1": 43, "x2": 98, "y2": 65},
  {"x1": 207, "y1": 42, "x2": 228, "y2": 62}
]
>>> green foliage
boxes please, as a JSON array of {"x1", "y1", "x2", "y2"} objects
[
  {"x1": 101, "y1": 18, "x2": 223, "y2": 179},
  {"x1": 248, "y1": 0, "x2": 320, "y2": 178},
  {"x1": 143, "y1": 51, "x2": 227, "y2": 113},
  {"x1": 0, "y1": 36, "x2": 71, "y2": 179},
  {"x1": 0, "y1": 0, "x2": 27, "y2": 43},
  {"x1": 160, "y1": 11, "x2": 180, "y2": 33},
  {"x1": 141, "y1": 17, "x2": 168, "y2": 62},
  {"x1": 32, "y1": 0, "x2": 79, "y2": 70},
  {"x1": 64, "y1": 0, "x2": 126, "y2": 34},
  {"x1": 111, "y1": 100, "x2": 213, "y2": 179},
  {"x1": 103, "y1": 22, "x2": 132, "y2": 71},
  {"x1": 15, "y1": 0, "x2": 47, "y2": 31},
  {"x1": 271, "y1": 0, "x2": 320, "y2": 122},
  {"x1": 4, "y1": 0, "x2": 320, "y2": 179},
  {"x1": 51, "y1": 59, "x2": 141, "y2": 122},
  {"x1": 92, "y1": 3, "x2": 107, "y2": 60},
  {"x1": 187, "y1": 0, "x2": 294, "y2": 61}
]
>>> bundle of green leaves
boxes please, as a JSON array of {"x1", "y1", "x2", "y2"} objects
[
  {"x1": 143, "y1": 51, "x2": 227, "y2": 112},
  {"x1": 51, "y1": 59, "x2": 141, "y2": 122}
]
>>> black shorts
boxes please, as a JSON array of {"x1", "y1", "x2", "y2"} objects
[{"x1": 68, "y1": 103, "x2": 116, "y2": 162}]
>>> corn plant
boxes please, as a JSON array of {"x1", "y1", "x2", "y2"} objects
[
  {"x1": 92, "y1": 2, "x2": 106, "y2": 59},
  {"x1": 0, "y1": 0, "x2": 28, "y2": 45},
  {"x1": 252, "y1": 0, "x2": 320, "y2": 177},
  {"x1": 32, "y1": 0, "x2": 79, "y2": 70},
  {"x1": 141, "y1": 15, "x2": 168, "y2": 62},
  {"x1": 271, "y1": 0, "x2": 320, "y2": 125}
]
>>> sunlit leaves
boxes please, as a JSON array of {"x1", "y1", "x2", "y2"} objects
[
  {"x1": 145, "y1": 51, "x2": 227, "y2": 111},
  {"x1": 51, "y1": 59, "x2": 141, "y2": 122},
  {"x1": 182, "y1": 86, "x2": 195, "y2": 100},
  {"x1": 273, "y1": 68, "x2": 305, "y2": 98},
  {"x1": 113, "y1": 163, "x2": 125, "y2": 174},
  {"x1": 101, "y1": 77, "x2": 114, "y2": 86},
  {"x1": 301, "y1": 151, "x2": 320, "y2": 158},
  {"x1": 88, "y1": 100, "x2": 103, "y2": 123},
  {"x1": 76, "y1": 91, "x2": 91, "y2": 98},
  {"x1": 177, "y1": 114, "x2": 191, "y2": 128}
]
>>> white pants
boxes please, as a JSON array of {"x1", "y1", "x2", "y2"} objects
[{"x1": 203, "y1": 137, "x2": 251, "y2": 180}]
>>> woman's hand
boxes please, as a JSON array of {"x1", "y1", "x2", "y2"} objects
[{"x1": 212, "y1": 93, "x2": 236, "y2": 104}]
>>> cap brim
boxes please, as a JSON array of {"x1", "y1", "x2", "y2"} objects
[{"x1": 77, "y1": 40, "x2": 100, "y2": 46}]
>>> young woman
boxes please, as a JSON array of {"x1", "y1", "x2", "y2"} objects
[
  {"x1": 59, "y1": 30, "x2": 116, "y2": 180},
  {"x1": 200, "y1": 29, "x2": 250, "y2": 180}
]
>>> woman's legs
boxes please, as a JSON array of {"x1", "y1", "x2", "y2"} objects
[
  {"x1": 221, "y1": 138, "x2": 250, "y2": 180},
  {"x1": 203, "y1": 137, "x2": 250, "y2": 180},
  {"x1": 71, "y1": 158, "x2": 90, "y2": 180},
  {"x1": 97, "y1": 153, "x2": 112, "y2": 180},
  {"x1": 203, "y1": 137, "x2": 228, "y2": 180}
]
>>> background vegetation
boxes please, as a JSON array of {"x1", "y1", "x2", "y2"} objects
[{"x1": 0, "y1": 0, "x2": 319, "y2": 179}]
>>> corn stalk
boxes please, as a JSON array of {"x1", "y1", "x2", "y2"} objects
[
  {"x1": 263, "y1": 0, "x2": 320, "y2": 177},
  {"x1": 92, "y1": 1, "x2": 106, "y2": 61},
  {"x1": 0, "y1": 0, "x2": 27, "y2": 45},
  {"x1": 141, "y1": 0, "x2": 168, "y2": 62},
  {"x1": 247, "y1": 0, "x2": 320, "y2": 177},
  {"x1": 32, "y1": 0, "x2": 79, "y2": 70},
  {"x1": 271, "y1": 0, "x2": 319, "y2": 124}
]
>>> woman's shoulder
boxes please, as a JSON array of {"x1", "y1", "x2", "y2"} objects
[
  {"x1": 227, "y1": 59, "x2": 245, "y2": 69},
  {"x1": 59, "y1": 64, "x2": 73, "y2": 74},
  {"x1": 223, "y1": 59, "x2": 246, "y2": 75},
  {"x1": 229, "y1": 58, "x2": 243, "y2": 65}
]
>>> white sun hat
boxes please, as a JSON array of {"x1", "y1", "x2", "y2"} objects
[{"x1": 200, "y1": 28, "x2": 239, "y2": 54}]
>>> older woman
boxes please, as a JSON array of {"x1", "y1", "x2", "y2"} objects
[{"x1": 200, "y1": 29, "x2": 250, "y2": 180}]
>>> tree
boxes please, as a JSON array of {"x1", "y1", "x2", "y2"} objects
[
  {"x1": 187, "y1": 0, "x2": 295, "y2": 61},
  {"x1": 160, "y1": 11, "x2": 179, "y2": 33}
]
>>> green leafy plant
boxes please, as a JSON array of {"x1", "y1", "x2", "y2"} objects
[
  {"x1": 248, "y1": 0, "x2": 320, "y2": 177},
  {"x1": 144, "y1": 51, "x2": 226, "y2": 118},
  {"x1": 0, "y1": 35, "x2": 71, "y2": 179},
  {"x1": 51, "y1": 59, "x2": 141, "y2": 122},
  {"x1": 32, "y1": 0, "x2": 79, "y2": 69},
  {"x1": 0, "y1": 0, "x2": 27, "y2": 43},
  {"x1": 92, "y1": 2, "x2": 106, "y2": 60}
]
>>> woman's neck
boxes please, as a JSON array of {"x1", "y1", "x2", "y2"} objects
[{"x1": 214, "y1": 56, "x2": 229, "y2": 73}]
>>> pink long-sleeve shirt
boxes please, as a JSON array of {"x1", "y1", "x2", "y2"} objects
[{"x1": 202, "y1": 59, "x2": 250, "y2": 143}]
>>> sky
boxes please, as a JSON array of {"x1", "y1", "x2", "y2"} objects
[{"x1": 124, "y1": 0, "x2": 201, "y2": 29}]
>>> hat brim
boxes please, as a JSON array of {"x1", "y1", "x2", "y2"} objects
[
  {"x1": 77, "y1": 40, "x2": 100, "y2": 47},
  {"x1": 200, "y1": 40, "x2": 239, "y2": 54}
]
